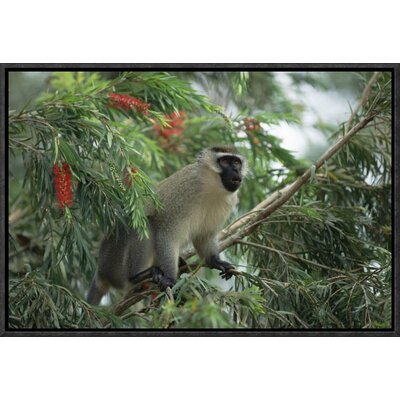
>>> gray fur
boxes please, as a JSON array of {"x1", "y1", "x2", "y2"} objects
[{"x1": 87, "y1": 145, "x2": 247, "y2": 305}]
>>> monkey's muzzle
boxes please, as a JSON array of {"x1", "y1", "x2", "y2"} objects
[
  {"x1": 220, "y1": 172, "x2": 242, "y2": 192},
  {"x1": 229, "y1": 177, "x2": 242, "y2": 191}
]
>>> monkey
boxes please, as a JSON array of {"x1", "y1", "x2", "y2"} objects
[{"x1": 87, "y1": 145, "x2": 248, "y2": 305}]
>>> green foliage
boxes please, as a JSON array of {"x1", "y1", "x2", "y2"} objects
[
  {"x1": 9, "y1": 271, "x2": 123, "y2": 329},
  {"x1": 8, "y1": 71, "x2": 392, "y2": 330},
  {"x1": 144, "y1": 274, "x2": 265, "y2": 329},
  {"x1": 237, "y1": 203, "x2": 391, "y2": 328}
]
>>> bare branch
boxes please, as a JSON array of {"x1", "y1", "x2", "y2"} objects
[
  {"x1": 218, "y1": 110, "x2": 377, "y2": 252},
  {"x1": 344, "y1": 72, "x2": 381, "y2": 134}
]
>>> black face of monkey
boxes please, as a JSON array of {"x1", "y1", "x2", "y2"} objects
[{"x1": 218, "y1": 156, "x2": 242, "y2": 192}]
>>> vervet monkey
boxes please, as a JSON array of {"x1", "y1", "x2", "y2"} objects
[{"x1": 87, "y1": 145, "x2": 248, "y2": 305}]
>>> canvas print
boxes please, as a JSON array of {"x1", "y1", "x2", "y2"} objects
[{"x1": 6, "y1": 68, "x2": 393, "y2": 331}]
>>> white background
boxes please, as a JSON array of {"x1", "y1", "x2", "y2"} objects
[
  {"x1": 1, "y1": 1, "x2": 398, "y2": 399},
  {"x1": 0, "y1": 0, "x2": 398, "y2": 63}
]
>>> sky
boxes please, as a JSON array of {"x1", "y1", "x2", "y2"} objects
[{"x1": 269, "y1": 72, "x2": 357, "y2": 160}]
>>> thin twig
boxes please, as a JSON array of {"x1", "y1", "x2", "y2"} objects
[
  {"x1": 235, "y1": 239, "x2": 349, "y2": 274},
  {"x1": 9, "y1": 137, "x2": 44, "y2": 155},
  {"x1": 9, "y1": 209, "x2": 28, "y2": 225},
  {"x1": 344, "y1": 72, "x2": 381, "y2": 134}
]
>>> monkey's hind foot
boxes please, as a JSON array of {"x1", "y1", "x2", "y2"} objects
[{"x1": 151, "y1": 266, "x2": 177, "y2": 291}]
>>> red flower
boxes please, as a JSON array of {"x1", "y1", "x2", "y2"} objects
[
  {"x1": 243, "y1": 117, "x2": 262, "y2": 133},
  {"x1": 154, "y1": 111, "x2": 185, "y2": 138},
  {"x1": 108, "y1": 93, "x2": 150, "y2": 115},
  {"x1": 141, "y1": 282, "x2": 158, "y2": 301},
  {"x1": 53, "y1": 162, "x2": 73, "y2": 209},
  {"x1": 123, "y1": 167, "x2": 139, "y2": 188}
]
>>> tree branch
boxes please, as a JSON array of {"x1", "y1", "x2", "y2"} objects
[
  {"x1": 218, "y1": 110, "x2": 377, "y2": 252},
  {"x1": 344, "y1": 72, "x2": 380, "y2": 134}
]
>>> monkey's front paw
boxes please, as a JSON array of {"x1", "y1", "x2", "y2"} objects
[
  {"x1": 219, "y1": 265, "x2": 235, "y2": 280},
  {"x1": 151, "y1": 267, "x2": 176, "y2": 291},
  {"x1": 215, "y1": 262, "x2": 235, "y2": 280},
  {"x1": 207, "y1": 257, "x2": 236, "y2": 280}
]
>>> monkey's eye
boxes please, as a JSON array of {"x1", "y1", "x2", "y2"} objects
[
  {"x1": 232, "y1": 160, "x2": 241, "y2": 168},
  {"x1": 218, "y1": 157, "x2": 231, "y2": 168},
  {"x1": 218, "y1": 157, "x2": 242, "y2": 169}
]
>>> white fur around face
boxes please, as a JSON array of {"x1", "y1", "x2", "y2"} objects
[{"x1": 198, "y1": 149, "x2": 249, "y2": 178}]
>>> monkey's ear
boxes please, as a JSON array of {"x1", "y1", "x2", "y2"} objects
[{"x1": 197, "y1": 148, "x2": 222, "y2": 173}]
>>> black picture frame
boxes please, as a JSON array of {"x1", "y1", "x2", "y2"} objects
[{"x1": 1, "y1": 63, "x2": 398, "y2": 337}]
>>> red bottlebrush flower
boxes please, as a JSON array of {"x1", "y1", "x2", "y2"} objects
[
  {"x1": 243, "y1": 117, "x2": 262, "y2": 133},
  {"x1": 154, "y1": 111, "x2": 185, "y2": 138},
  {"x1": 53, "y1": 162, "x2": 73, "y2": 209},
  {"x1": 123, "y1": 167, "x2": 139, "y2": 188},
  {"x1": 108, "y1": 93, "x2": 150, "y2": 115}
]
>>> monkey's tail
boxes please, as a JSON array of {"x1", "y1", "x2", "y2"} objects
[{"x1": 86, "y1": 274, "x2": 110, "y2": 305}]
